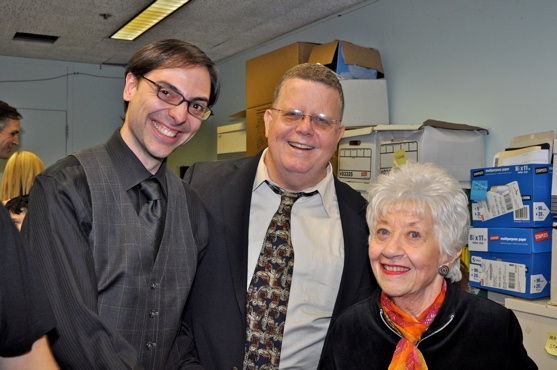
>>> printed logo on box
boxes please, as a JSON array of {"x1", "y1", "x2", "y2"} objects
[{"x1": 534, "y1": 229, "x2": 551, "y2": 242}]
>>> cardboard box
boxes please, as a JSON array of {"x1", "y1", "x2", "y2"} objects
[
  {"x1": 246, "y1": 103, "x2": 271, "y2": 156},
  {"x1": 337, "y1": 127, "x2": 376, "y2": 192},
  {"x1": 246, "y1": 42, "x2": 318, "y2": 109},
  {"x1": 470, "y1": 164, "x2": 553, "y2": 228},
  {"x1": 468, "y1": 227, "x2": 552, "y2": 299},
  {"x1": 337, "y1": 120, "x2": 487, "y2": 191},
  {"x1": 308, "y1": 40, "x2": 384, "y2": 79},
  {"x1": 340, "y1": 79, "x2": 389, "y2": 127},
  {"x1": 377, "y1": 120, "x2": 487, "y2": 188}
]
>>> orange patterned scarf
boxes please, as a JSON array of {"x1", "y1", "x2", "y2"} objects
[{"x1": 380, "y1": 280, "x2": 447, "y2": 370}]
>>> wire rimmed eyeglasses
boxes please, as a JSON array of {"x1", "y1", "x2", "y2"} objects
[
  {"x1": 271, "y1": 108, "x2": 340, "y2": 131},
  {"x1": 138, "y1": 75, "x2": 213, "y2": 121}
]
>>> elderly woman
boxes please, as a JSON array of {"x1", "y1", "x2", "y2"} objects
[{"x1": 318, "y1": 162, "x2": 537, "y2": 369}]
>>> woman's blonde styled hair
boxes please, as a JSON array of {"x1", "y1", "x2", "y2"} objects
[{"x1": 1, "y1": 151, "x2": 44, "y2": 201}]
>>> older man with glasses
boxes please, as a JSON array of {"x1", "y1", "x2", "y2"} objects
[
  {"x1": 22, "y1": 39, "x2": 219, "y2": 369},
  {"x1": 0, "y1": 101, "x2": 21, "y2": 160},
  {"x1": 183, "y1": 63, "x2": 377, "y2": 370}
]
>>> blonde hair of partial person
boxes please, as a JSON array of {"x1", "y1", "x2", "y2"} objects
[{"x1": 1, "y1": 150, "x2": 44, "y2": 202}]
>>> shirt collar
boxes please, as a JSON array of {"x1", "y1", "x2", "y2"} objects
[
  {"x1": 105, "y1": 129, "x2": 167, "y2": 194},
  {"x1": 253, "y1": 148, "x2": 336, "y2": 216}
]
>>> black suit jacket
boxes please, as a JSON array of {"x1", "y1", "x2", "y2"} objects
[{"x1": 183, "y1": 152, "x2": 376, "y2": 369}]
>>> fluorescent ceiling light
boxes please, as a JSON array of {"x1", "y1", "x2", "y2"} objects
[{"x1": 111, "y1": 0, "x2": 190, "y2": 41}]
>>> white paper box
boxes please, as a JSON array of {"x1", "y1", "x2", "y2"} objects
[
  {"x1": 337, "y1": 127, "x2": 376, "y2": 192},
  {"x1": 338, "y1": 120, "x2": 488, "y2": 190}
]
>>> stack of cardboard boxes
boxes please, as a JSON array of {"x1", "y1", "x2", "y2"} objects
[
  {"x1": 245, "y1": 40, "x2": 387, "y2": 157},
  {"x1": 468, "y1": 164, "x2": 553, "y2": 299}
]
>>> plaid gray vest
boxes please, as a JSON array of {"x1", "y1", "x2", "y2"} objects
[{"x1": 75, "y1": 145, "x2": 198, "y2": 369}]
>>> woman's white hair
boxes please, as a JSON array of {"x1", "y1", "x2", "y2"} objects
[{"x1": 366, "y1": 161, "x2": 470, "y2": 282}]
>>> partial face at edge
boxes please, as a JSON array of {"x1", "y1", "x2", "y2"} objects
[{"x1": 0, "y1": 119, "x2": 20, "y2": 159}]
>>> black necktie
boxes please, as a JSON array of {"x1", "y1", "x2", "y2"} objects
[
  {"x1": 243, "y1": 183, "x2": 316, "y2": 369},
  {"x1": 138, "y1": 178, "x2": 163, "y2": 260}
]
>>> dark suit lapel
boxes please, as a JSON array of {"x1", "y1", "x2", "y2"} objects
[{"x1": 221, "y1": 153, "x2": 262, "y2": 314}]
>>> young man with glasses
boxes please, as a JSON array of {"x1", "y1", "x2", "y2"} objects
[
  {"x1": 183, "y1": 63, "x2": 377, "y2": 369},
  {"x1": 22, "y1": 39, "x2": 219, "y2": 369}
]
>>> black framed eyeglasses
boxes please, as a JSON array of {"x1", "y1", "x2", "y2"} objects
[
  {"x1": 138, "y1": 75, "x2": 213, "y2": 121},
  {"x1": 271, "y1": 108, "x2": 340, "y2": 132}
]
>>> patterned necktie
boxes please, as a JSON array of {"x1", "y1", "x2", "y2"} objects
[
  {"x1": 243, "y1": 183, "x2": 315, "y2": 369},
  {"x1": 138, "y1": 178, "x2": 163, "y2": 260}
]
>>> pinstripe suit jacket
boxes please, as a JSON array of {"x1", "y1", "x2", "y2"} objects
[{"x1": 183, "y1": 151, "x2": 377, "y2": 370}]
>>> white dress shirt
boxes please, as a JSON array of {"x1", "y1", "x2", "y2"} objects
[{"x1": 247, "y1": 149, "x2": 344, "y2": 370}]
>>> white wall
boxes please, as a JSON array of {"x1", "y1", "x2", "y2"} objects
[
  {"x1": 0, "y1": 55, "x2": 124, "y2": 179},
  {"x1": 171, "y1": 0, "x2": 557, "y2": 170}
]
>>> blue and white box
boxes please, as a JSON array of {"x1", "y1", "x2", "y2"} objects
[
  {"x1": 470, "y1": 164, "x2": 553, "y2": 228},
  {"x1": 469, "y1": 227, "x2": 552, "y2": 299}
]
